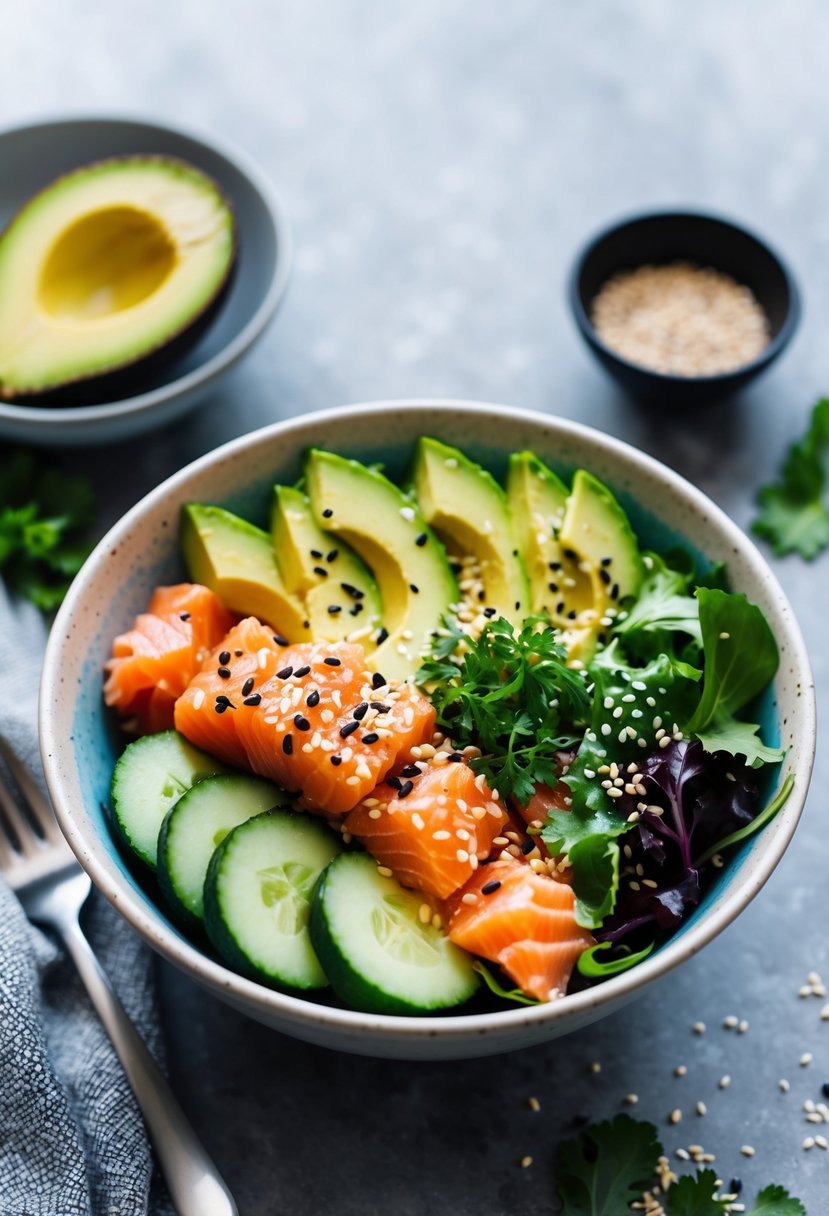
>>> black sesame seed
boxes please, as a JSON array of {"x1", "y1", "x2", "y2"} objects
[
  {"x1": 273, "y1": 634, "x2": 289, "y2": 647},
  {"x1": 598, "y1": 567, "x2": 612, "y2": 586},
  {"x1": 400, "y1": 764, "x2": 421, "y2": 778},
  {"x1": 483, "y1": 606, "x2": 497, "y2": 618},
  {"x1": 294, "y1": 665, "x2": 311, "y2": 678},
  {"x1": 567, "y1": 610, "x2": 577, "y2": 620},
  {"x1": 214, "y1": 702, "x2": 228, "y2": 714},
  {"x1": 241, "y1": 676, "x2": 255, "y2": 696},
  {"x1": 387, "y1": 775, "x2": 402, "y2": 790},
  {"x1": 823, "y1": 1082, "x2": 829, "y2": 1100},
  {"x1": 398, "y1": 780, "x2": 414, "y2": 799},
  {"x1": 179, "y1": 612, "x2": 191, "y2": 621},
  {"x1": 370, "y1": 701, "x2": 390, "y2": 713},
  {"x1": 450, "y1": 561, "x2": 463, "y2": 574},
  {"x1": 328, "y1": 605, "x2": 342, "y2": 615},
  {"x1": 610, "y1": 583, "x2": 620, "y2": 601},
  {"x1": 557, "y1": 601, "x2": 566, "y2": 614},
  {"x1": 304, "y1": 620, "x2": 310, "y2": 630},
  {"x1": 324, "y1": 657, "x2": 341, "y2": 667},
  {"x1": 313, "y1": 566, "x2": 328, "y2": 578},
  {"x1": 294, "y1": 714, "x2": 311, "y2": 731},
  {"x1": 521, "y1": 838, "x2": 535, "y2": 855},
  {"x1": 549, "y1": 562, "x2": 561, "y2": 571},
  {"x1": 243, "y1": 694, "x2": 262, "y2": 706},
  {"x1": 353, "y1": 702, "x2": 369, "y2": 720},
  {"x1": 216, "y1": 694, "x2": 232, "y2": 706},
  {"x1": 327, "y1": 549, "x2": 339, "y2": 562},
  {"x1": 310, "y1": 549, "x2": 323, "y2": 559},
  {"x1": 322, "y1": 508, "x2": 333, "y2": 518},
  {"x1": 341, "y1": 582, "x2": 363, "y2": 600},
  {"x1": 234, "y1": 649, "x2": 243, "y2": 657},
  {"x1": 478, "y1": 590, "x2": 486, "y2": 603},
  {"x1": 601, "y1": 556, "x2": 613, "y2": 567},
  {"x1": 729, "y1": 1179, "x2": 742, "y2": 1196},
  {"x1": 219, "y1": 651, "x2": 231, "y2": 664},
  {"x1": 415, "y1": 532, "x2": 428, "y2": 547},
  {"x1": 306, "y1": 689, "x2": 321, "y2": 708},
  {"x1": 549, "y1": 583, "x2": 559, "y2": 594},
  {"x1": 448, "y1": 752, "x2": 464, "y2": 763},
  {"x1": 282, "y1": 734, "x2": 294, "y2": 755},
  {"x1": 339, "y1": 720, "x2": 359, "y2": 738},
  {"x1": 217, "y1": 667, "x2": 231, "y2": 679},
  {"x1": 515, "y1": 601, "x2": 520, "y2": 611},
  {"x1": 409, "y1": 584, "x2": 419, "y2": 594},
  {"x1": 563, "y1": 548, "x2": 578, "y2": 561},
  {"x1": 362, "y1": 732, "x2": 379, "y2": 744},
  {"x1": 512, "y1": 549, "x2": 518, "y2": 557},
  {"x1": 277, "y1": 666, "x2": 294, "y2": 680},
  {"x1": 350, "y1": 604, "x2": 364, "y2": 616},
  {"x1": 376, "y1": 628, "x2": 389, "y2": 645},
  {"x1": 372, "y1": 672, "x2": 386, "y2": 689},
  {"x1": 330, "y1": 754, "x2": 342, "y2": 766},
  {"x1": 481, "y1": 880, "x2": 502, "y2": 895}
]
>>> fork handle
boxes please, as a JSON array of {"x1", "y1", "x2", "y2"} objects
[{"x1": 61, "y1": 918, "x2": 238, "y2": 1216}]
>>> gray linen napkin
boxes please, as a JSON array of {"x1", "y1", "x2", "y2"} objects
[{"x1": 0, "y1": 583, "x2": 173, "y2": 1216}]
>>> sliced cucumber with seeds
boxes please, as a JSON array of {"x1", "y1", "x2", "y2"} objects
[
  {"x1": 309, "y1": 851, "x2": 479, "y2": 1015},
  {"x1": 204, "y1": 810, "x2": 341, "y2": 990},
  {"x1": 157, "y1": 774, "x2": 290, "y2": 927},
  {"x1": 110, "y1": 730, "x2": 228, "y2": 870}
]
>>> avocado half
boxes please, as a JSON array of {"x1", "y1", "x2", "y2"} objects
[{"x1": 0, "y1": 156, "x2": 236, "y2": 400}]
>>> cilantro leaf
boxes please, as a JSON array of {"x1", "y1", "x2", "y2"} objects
[
  {"x1": 0, "y1": 447, "x2": 95, "y2": 611},
  {"x1": 746, "y1": 1184, "x2": 806, "y2": 1215},
  {"x1": 614, "y1": 552, "x2": 702, "y2": 661},
  {"x1": 569, "y1": 836, "x2": 620, "y2": 929},
  {"x1": 666, "y1": 1169, "x2": 728, "y2": 1215},
  {"x1": 555, "y1": 1114, "x2": 662, "y2": 1216},
  {"x1": 416, "y1": 616, "x2": 590, "y2": 803},
  {"x1": 753, "y1": 397, "x2": 829, "y2": 559},
  {"x1": 687, "y1": 588, "x2": 782, "y2": 767}
]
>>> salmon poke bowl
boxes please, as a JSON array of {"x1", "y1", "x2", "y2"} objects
[{"x1": 39, "y1": 400, "x2": 816, "y2": 1059}]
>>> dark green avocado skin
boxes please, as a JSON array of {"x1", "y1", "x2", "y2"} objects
[{"x1": 14, "y1": 260, "x2": 236, "y2": 407}]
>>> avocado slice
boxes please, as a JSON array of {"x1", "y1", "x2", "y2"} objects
[
  {"x1": 411, "y1": 437, "x2": 529, "y2": 627},
  {"x1": 305, "y1": 450, "x2": 457, "y2": 682},
  {"x1": 0, "y1": 157, "x2": 235, "y2": 398},
  {"x1": 507, "y1": 455, "x2": 643, "y2": 661},
  {"x1": 271, "y1": 485, "x2": 382, "y2": 646},
  {"x1": 181, "y1": 504, "x2": 310, "y2": 642}
]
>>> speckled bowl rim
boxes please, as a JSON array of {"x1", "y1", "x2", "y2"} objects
[
  {"x1": 40, "y1": 400, "x2": 816, "y2": 1049},
  {"x1": 0, "y1": 113, "x2": 292, "y2": 434}
]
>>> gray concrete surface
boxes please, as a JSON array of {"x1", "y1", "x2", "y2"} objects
[{"x1": 5, "y1": 1, "x2": 829, "y2": 1210}]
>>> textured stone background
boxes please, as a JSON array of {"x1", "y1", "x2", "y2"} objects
[{"x1": 5, "y1": 1, "x2": 829, "y2": 1210}]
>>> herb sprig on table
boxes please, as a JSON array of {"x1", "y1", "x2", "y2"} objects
[
  {"x1": 753, "y1": 397, "x2": 829, "y2": 559},
  {"x1": 0, "y1": 447, "x2": 96, "y2": 610},
  {"x1": 556, "y1": 1113, "x2": 805, "y2": 1215},
  {"x1": 416, "y1": 615, "x2": 592, "y2": 805}
]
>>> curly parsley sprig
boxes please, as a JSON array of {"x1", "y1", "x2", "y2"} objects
[{"x1": 416, "y1": 615, "x2": 591, "y2": 805}]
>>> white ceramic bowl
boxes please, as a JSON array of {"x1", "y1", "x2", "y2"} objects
[
  {"x1": 0, "y1": 115, "x2": 291, "y2": 446},
  {"x1": 40, "y1": 401, "x2": 816, "y2": 1059}
]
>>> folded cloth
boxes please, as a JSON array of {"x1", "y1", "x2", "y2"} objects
[{"x1": 0, "y1": 584, "x2": 173, "y2": 1216}]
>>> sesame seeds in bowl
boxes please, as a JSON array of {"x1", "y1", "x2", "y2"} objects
[{"x1": 569, "y1": 210, "x2": 800, "y2": 404}]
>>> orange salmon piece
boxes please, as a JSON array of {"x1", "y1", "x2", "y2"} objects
[
  {"x1": 173, "y1": 617, "x2": 287, "y2": 766},
  {"x1": 176, "y1": 635, "x2": 435, "y2": 815},
  {"x1": 445, "y1": 855, "x2": 593, "y2": 1001},
  {"x1": 347, "y1": 761, "x2": 509, "y2": 900},
  {"x1": 104, "y1": 583, "x2": 237, "y2": 735}
]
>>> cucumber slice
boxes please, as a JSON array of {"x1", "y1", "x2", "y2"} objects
[
  {"x1": 204, "y1": 810, "x2": 341, "y2": 990},
  {"x1": 310, "y1": 852, "x2": 479, "y2": 1015},
  {"x1": 110, "y1": 730, "x2": 228, "y2": 870},
  {"x1": 157, "y1": 774, "x2": 289, "y2": 926}
]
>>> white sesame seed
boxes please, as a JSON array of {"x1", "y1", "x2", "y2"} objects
[
  {"x1": 589, "y1": 1061, "x2": 601, "y2": 1073},
  {"x1": 528, "y1": 1096, "x2": 541, "y2": 1112},
  {"x1": 719, "y1": 631, "x2": 730, "y2": 640},
  {"x1": 376, "y1": 865, "x2": 393, "y2": 877},
  {"x1": 737, "y1": 1019, "x2": 749, "y2": 1034},
  {"x1": 455, "y1": 849, "x2": 469, "y2": 863},
  {"x1": 603, "y1": 696, "x2": 614, "y2": 709},
  {"x1": 779, "y1": 1078, "x2": 790, "y2": 1092},
  {"x1": 658, "y1": 736, "x2": 671, "y2": 749},
  {"x1": 368, "y1": 808, "x2": 382, "y2": 820},
  {"x1": 674, "y1": 1065, "x2": 687, "y2": 1077},
  {"x1": 739, "y1": 1145, "x2": 755, "y2": 1157},
  {"x1": 800, "y1": 1052, "x2": 813, "y2": 1067},
  {"x1": 669, "y1": 1109, "x2": 682, "y2": 1124},
  {"x1": 805, "y1": 1112, "x2": 823, "y2": 1124},
  {"x1": 192, "y1": 688, "x2": 205, "y2": 710},
  {"x1": 520, "y1": 1155, "x2": 533, "y2": 1168},
  {"x1": 816, "y1": 1135, "x2": 828, "y2": 1150},
  {"x1": 821, "y1": 1003, "x2": 829, "y2": 1021},
  {"x1": 625, "y1": 1094, "x2": 639, "y2": 1105},
  {"x1": 693, "y1": 1022, "x2": 706, "y2": 1035},
  {"x1": 803, "y1": 1137, "x2": 816, "y2": 1151},
  {"x1": 432, "y1": 830, "x2": 451, "y2": 841},
  {"x1": 696, "y1": 1102, "x2": 707, "y2": 1116},
  {"x1": 675, "y1": 1148, "x2": 690, "y2": 1161},
  {"x1": 723, "y1": 1015, "x2": 738, "y2": 1029},
  {"x1": 461, "y1": 892, "x2": 479, "y2": 906},
  {"x1": 612, "y1": 706, "x2": 624, "y2": 719},
  {"x1": 601, "y1": 724, "x2": 612, "y2": 737},
  {"x1": 719, "y1": 1075, "x2": 731, "y2": 1089}
]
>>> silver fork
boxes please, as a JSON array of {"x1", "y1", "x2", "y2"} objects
[{"x1": 0, "y1": 739, "x2": 237, "y2": 1216}]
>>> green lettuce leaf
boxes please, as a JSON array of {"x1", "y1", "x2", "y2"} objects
[{"x1": 569, "y1": 836, "x2": 620, "y2": 929}]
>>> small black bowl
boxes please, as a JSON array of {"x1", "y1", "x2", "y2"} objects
[{"x1": 568, "y1": 210, "x2": 800, "y2": 403}]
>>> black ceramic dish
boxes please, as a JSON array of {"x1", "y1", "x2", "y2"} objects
[{"x1": 568, "y1": 210, "x2": 800, "y2": 404}]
